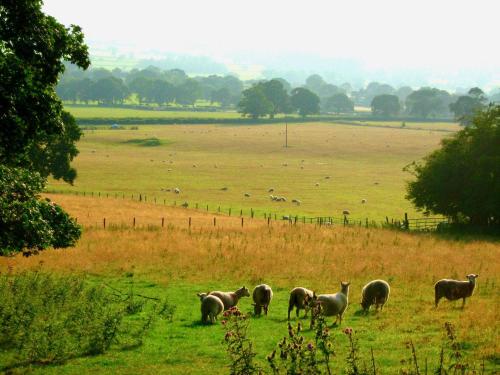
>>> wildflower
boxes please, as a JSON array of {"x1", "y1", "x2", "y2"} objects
[
  {"x1": 343, "y1": 327, "x2": 353, "y2": 335},
  {"x1": 221, "y1": 320, "x2": 227, "y2": 325}
]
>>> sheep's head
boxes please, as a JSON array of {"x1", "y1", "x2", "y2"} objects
[
  {"x1": 467, "y1": 274, "x2": 479, "y2": 282},
  {"x1": 341, "y1": 281, "x2": 351, "y2": 294},
  {"x1": 197, "y1": 292, "x2": 208, "y2": 301},
  {"x1": 238, "y1": 286, "x2": 250, "y2": 297}
]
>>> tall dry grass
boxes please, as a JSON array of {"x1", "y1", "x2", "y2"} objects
[{"x1": 1, "y1": 195, "x2": 498, "y2": 359}]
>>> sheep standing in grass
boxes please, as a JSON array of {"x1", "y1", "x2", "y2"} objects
[
  {"x1": 210, "y1": 286, "x2": 250, "y2": 310},
  {"x1": 288, "y1": 287, "x2": 314, "y2": 320},
  {"x1": 361, "y1": 280, "x2": 390, "y2": 312},
  {"x1": 311, "y1": 282, "x2": 350, "y2": 326},
  {"x1": 435, "y1": 274, "x2": 478, "y2": 308},
  {"x1": 174, "y1": 187, "x2": 180, "y2": 194},
  {"x1": 252, "y1": 284, "x2": 273, "y2": 316},
  {"x1": 197, "y1": 293, "x2": 224, "y2": 324}
]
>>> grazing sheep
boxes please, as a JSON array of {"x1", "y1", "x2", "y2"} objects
[
  {"x1": 361, "y1": 199, "x2": 367, "y2": 204},
  {"x1": 197, "y1": 293, "x2": 224, "y2": 324},
  {"x1": 311, "y1": 282, "x2": 350, "y2": 326},
  {"x1": 288, "y1": 287, "x2": 314, "y2": 320},
  {"x1": 361, "y1": 280, "x2": 390, "y2": 312},
  {"x1": 292, "y1": 199, "x2": 302, "y2": 206},
  {"x1": 252, "y1": 284, "x2": 273, "y2": 316},
  {"x1": 268, "y1": 188, "x2": 275, "y2": 193},
  {"x1": 282, "y1": 162, "x2": 288, "y2": 167},
  {"x1": 192, "y1": 164, "x2": 197, "y2": 168},
  {"x1": 221, "y1": 187, "x2": 228, "y2": 191},
  {"x1": 181, "y1": 202, "x2": 189, "y2": 208},
  {"x1": 270, "y1": 195, "x2": 275, "y2": 200},
  {"x1": 244, "y1": 193, "x2": 251, "y2": 197},
  {"x1": 210, "y1": 287, "x2": 250, "y2": 310},
  {"x1": 282, "y1": 215, "x2": 290, "y2": 220},
  {"x1": 174, "y1": 188, "x2": 180, "y2": 194},
  {"x1": 315, "y1": 182, "x2": 320, "y2": 187},
  {"x1": 325, "y1": 176, "x2": 331, "y2": 179},
  {"x1": 435, "y1": 274, "x2": 478, "y2": 308},
  {"x1": 342, "y1": 210, "x2": 350, "y2": 215},
  {"x1": 167, "y1": 169, "x2": 172, "y2": 172},
  {"x1": 279, "y1": 196, "x2": 287, "y2": 202}
]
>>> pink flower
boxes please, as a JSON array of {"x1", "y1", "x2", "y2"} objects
[{"x1": 343, "y1": 327, "x2": 353, "y2": 335}]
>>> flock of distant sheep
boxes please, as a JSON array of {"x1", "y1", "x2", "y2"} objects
[{"x1": 197, "y1": 274, "x2": 479, "y2": 324}]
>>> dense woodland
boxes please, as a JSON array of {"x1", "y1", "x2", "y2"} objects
[{"x1": 57, "y1": 64, "x2": 500, "y2": 121}]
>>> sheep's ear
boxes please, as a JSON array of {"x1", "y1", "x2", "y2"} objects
[{"x1": 196, "y1": 293, "x2": 202, "y2": 297}]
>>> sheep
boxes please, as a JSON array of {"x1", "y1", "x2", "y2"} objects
[
  {"x1": 174, "y1": 187, "x2": 180, "y2": 194},
  {"x1": 197, "y1": 293, "x2": 224, "y2": 324},
  {"x1": 292, "y1": 199, "x2": 302, "y2": 206},
  {"x1": 325, "y1": 176, "x2": 331, "y2": 179},
  {"x1": 192, "y1": 164, "x2": 197, "y2": 168},
  {"x1": 361, "y1": 199, "x2": 367, "y2": 204},
  {"x1": 288, "y1": 287, "x2": 314, "y2": 320},
  {"x1": 252, "y1": 284, "x2": 273, "y2": 316},
  {"x1": 435, "y1": 274, "x2": 478, "y2": 308},
  {"x1": 181, "y1": 202, "x2": 189, "y2": 208},
  {"x1": 315, "y1": 182, "x2": 320, "y2": 187},
  {"x1": 221, "y1": 187, "x2": 228, "y2": 191},
  {"x1": 360, "y1": 280, "x2": 390, "y2": 312},
  {"x1": 209, "y1": 286, "x2": 250, "y2": 310},
  {"x1": 268, "y1": 188, "x2": 275, "y2": 193},
  {"x1": 244, "y1": 193, "x2": 251, "y2": 197},
  {"x1": 310, "y1": 282, "x2": 350, "y2": 326},
  {"x1": 269, "y1": 195, "x2": 275, "y2": 200},
  {"x1": 342, "y1": 210, "x2": 350, "y2": 215}
]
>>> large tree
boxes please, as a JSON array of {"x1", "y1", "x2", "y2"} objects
[
  {"x1": 237, "y1": 85, "x2": 273, "y2": 119},
  {"x1": 323, "y1": 93, "x2": 354, "y2": 114},
  {"x1": 0, "y1": 0, "x2": 89, "y2": 254},
  {"x1": 405, "y1": 105, "x2": 500, "y2": 228},
  {"x1": 449, "y1": 87, "x2": 487, "y2": 126},
  {"x1": 371, "y1": 94, "x2": 401, "y2": 117},
  {"x1": 259, "y1": 79, "x2": 291, "y2": 118},
  {"x1": 0, "y1": 0, "x2": 90, "y2": 174},
  {"x1": 405, "y1": 88, "x2": 452, "y2": 118},
  {"x1": 290, "y1": 87, "x2": 320, "y2": 117}
]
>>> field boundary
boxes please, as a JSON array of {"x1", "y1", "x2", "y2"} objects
[{"x1": 44, "y1": 189, "x2": 448, "y2": 232}]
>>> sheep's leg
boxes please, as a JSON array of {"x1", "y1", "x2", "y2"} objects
[
  {"x1": 264, "y1": 305, "x2": 269, "y2": 316},
  {"x1": 296, "y1": 307, "x2": 300, "y2": 318},
  {"x1": 287, "y1": 305, "x2": 293, "y2": 320},
  {"x1": 303, "y1": 307, "x2": 309, "y2": 318},
  {"x1": 462, "y1": 298, "x2": 466, "y2": 309}
]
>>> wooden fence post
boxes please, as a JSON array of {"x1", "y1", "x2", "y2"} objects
[
  {"x1": 103, "y1": 218, "x2": 106, "y2": 229},
  {"x1": 213, "y1": 217, "x2": 216, "y2": 227},
  {"x1": 404, "y1": 213, "x2": 409, "y2": 230},
  {"x1": 229, "y1": 208, "x2": 231, "y2": 216},
  {"x1": 162, "y1": 217, "x2": 164, "y2": 227},
  {"x1": 267, "y1": 217, "x2": 270, "y2": 226},
  {"x1": 189, "y1": 217, "x2": 192, "y2": 228},
  {"x1": 133, "y1": 217, "x2": 136, "y2": 228},
  {"x1": 241, "y1": 217, "x2": 244, "y2": 227}
]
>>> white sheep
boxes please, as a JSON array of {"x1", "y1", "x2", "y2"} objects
[
  {"x1": 288, "y1": 287, "x2": 314, "y2": 320},
  {"x1": 197, "y1": 293, "x2": 224, "y2": 324},
  {"x1": 435, "y1": 274, "x2": 478, "y2": 308},
  {"x1": 342, "y1": 210, "x2": 350, "y2": 215},
  {"x1": 361, "y1": 199, "x2": 367, "y2": 204},
  {"x1": 174, "y1": 188, "x2": 180, "y2": 194},
  {"x1": 315, "y1": 182, "x2": 320, "y2": 187},
  {"x1": 361, "y1": 280, "x2": 390, "y2": 312},
  {"x1": 311, "y1": 282, "x2": 350, "y2": 326},
  {"x1": 210, "y1": 287, "x2": 250, "y2": 310},
  {"x1": 292, "y1": 199, "x2": 302, "y2": 206},
  {"x1": 252, "y1": 284, "x2": 273, "y2": 316}
]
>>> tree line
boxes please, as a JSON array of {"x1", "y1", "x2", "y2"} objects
[{"x1": 58, "y1": 66, "x2": 500, "y2": 122}]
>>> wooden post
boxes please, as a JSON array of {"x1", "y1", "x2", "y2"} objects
[
  {"x1": 404, "y1": 213, "x2": 409, "y2": 230},
  {"x1": 139, "y1": 194, "x2": 142, "y2": 202},
  {"x1": 344, "y1": 215, "x2": 348, "y2": 226},
  {"x1": 229, "y1": 208, "x2": 231, "y2": 216},
  {"x1": 162, "y1": 217, "x2": 164, "y2": 227},
  {"x1": 103, "y1": 218, "x2": 106, "y2": 229},
  {"x1": 106, "y1": 193, "x2": 108, "y2": 198},
  {"x1": 133, "y1": 217, "x2": 136, "y2": 227},
  {"x1": 240, "y1": 209, "x2": 243, "y2": 216},
  {"x1": 241, "y1": 217, "x2": 244, "y2": 227},
  {"x1": 218, "y1": 206, "x2": 220, "y2": 213},
  {"x1": 366, "y1": 218, "x2": 368, "y2": 228},
  {"x1": 213, "y1": 217, "x2": 216, "y2": 227},
  {"x1": 267, "y1": 217, "x2": 270, "y2": 226},
  {"x1": 251, "y1": 209, "x2": 254, "y2": 218},
  {"x1": 98, "y1": 192, "x2": 100, "y2": 197},
  {"x1": 189, "y1": 217, "x2": 192, "y2": 228},
  {"x1": 207, "y1": 205, "x2": 209, "y2": 211}
]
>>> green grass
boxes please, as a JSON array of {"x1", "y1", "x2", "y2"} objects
[
  {"x1": 66, "y1": 106, "x2": 243, "y2": 119},
  {"x1": 48, "y1": 122, "x2": 459, "y2": 221},
  {"x1": 13, "y1": 275, "x2": 494, "y2": 374}
]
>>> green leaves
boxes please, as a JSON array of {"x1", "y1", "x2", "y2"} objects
[
  {"x1": 405, "y1": 105, "x2": 500, "y2": 228},
  {"x1": 0, "y1": 166, "x2": 81, "y2": 255}
]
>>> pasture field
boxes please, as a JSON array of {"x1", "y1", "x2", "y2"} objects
[
  {"x1": 1, "y1": 195, "x2": 498, "y2": 374},
  {"x1": 48, "y1": 121, "x2": 460, "y2": 221}
]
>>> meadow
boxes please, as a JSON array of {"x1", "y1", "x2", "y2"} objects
[
  {"x1": 0, "y1": 195, "x2": 498, "y2": 373},
  {"x1": 48, "y1": 121, "x2": 461, "y2": 221}
]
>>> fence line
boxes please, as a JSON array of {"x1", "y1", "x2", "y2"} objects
[{"x1": 44, "y1": 189, "x2": 448, "y2": 232}]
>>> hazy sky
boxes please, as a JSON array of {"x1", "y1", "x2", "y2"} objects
[{"x1": 43, "y1": 0, "x2": 499, "y2": 80}]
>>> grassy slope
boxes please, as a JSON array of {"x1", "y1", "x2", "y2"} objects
[
  {"x1": 48, "y1": 122, "x2": 459, "y2": 220},
  {"x1": 1, "y1": 195, "x2": 498, "y2": 374}
]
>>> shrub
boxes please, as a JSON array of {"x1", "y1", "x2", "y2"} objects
[{"x1": 0, "y1": 271, "x2": 172, "y2": 369}]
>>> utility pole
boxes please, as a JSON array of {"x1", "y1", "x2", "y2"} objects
[{"x1": 285, "y1": 122, "x2": 288, "y2": 148}]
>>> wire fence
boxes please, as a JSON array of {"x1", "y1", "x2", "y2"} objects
[{"x1": 44, "y1": 189, "x2": 448, "y2": 232}]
